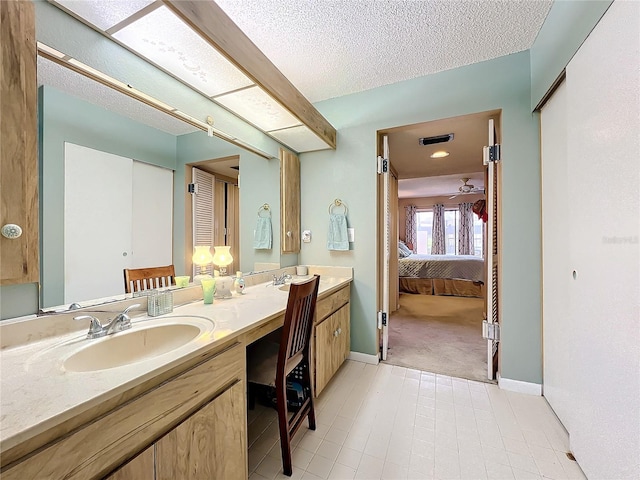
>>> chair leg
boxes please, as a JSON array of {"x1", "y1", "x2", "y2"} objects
[
  {"x1": 302, "y1": 363, "x2": 316, "y2": 430},
  {"x1": 276, "y1": 382, "x2": 293, "y2": 476}
]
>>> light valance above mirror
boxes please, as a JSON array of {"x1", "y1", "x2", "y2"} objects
[{"x1": 49, "y1": 0, "x2": 336, "y2": 153}]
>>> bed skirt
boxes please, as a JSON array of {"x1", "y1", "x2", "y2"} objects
[{"x1": 399, "y1": 278, "x2": 484, "y2": 298}]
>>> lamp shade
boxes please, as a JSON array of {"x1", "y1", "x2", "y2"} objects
[
  {"x1": 212, "y1": 246, "x2": 233, "y2": 267},
  {"x1": 192, "y1": 245, "x2": 213, "y2": 266}
]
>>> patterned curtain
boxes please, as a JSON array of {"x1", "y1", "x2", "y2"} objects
[
  {"x1": 405, "y1": 205, "x2": 417, "y2": 252},
  {"x1": 431, "y1": 204, "x2": 445, "y2": 254},
  {"x1": 458, "y1": 202, "x2": 474, "y2": 255}
]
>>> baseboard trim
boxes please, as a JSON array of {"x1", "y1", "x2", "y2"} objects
[
  {"x1": 348, "y1": 351, "x2": 379, "y2": 365},
  {"x1": 497, "y1": 374, "x2": 542, "y2": 396}
]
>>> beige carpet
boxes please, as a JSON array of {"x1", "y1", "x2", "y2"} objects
[{"x1": 384, "y1": 293, "x2": 488, "y2": 382}]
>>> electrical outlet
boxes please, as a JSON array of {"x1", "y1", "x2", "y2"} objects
[
  {"x1": 347, "y1": 228, "x2": 355, "y2": 242},
  {"x1": 302, "y1": 230, "x2": 312, "y2": 243}
]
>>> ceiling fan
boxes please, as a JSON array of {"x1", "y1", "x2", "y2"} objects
[{"x1": 448, "y1": 178, "x2": 484, "y2": 199}]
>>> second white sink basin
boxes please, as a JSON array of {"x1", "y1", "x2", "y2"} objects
[{"x1": 64, "y1": 323, "x2": 201, "y2": 372}]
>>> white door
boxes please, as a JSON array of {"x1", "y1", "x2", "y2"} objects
[
  {"x1": 131, "y1": 161, "x2": 173, "y2": 268},
  {"x1": 64, "y1": 143, "x2": 133, "y2": 302},
  {"x1": 540, "y1": 80, "x2": 573, "y2": 430},
  {"x1": 542, "y1": 3, "x2": 639, "y2": 477},
  {"x1": 380, "y1": 135, "x2": 390, "y2": 360},
  {"x1": 483, "y1": 119, "x2": 500, "y2": 380}
]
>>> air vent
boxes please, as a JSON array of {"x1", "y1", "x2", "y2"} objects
[{"x1": 419, "y1": 133, "x2": 454, "y2": 146}]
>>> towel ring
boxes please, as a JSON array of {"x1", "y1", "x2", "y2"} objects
[
  {"x1": 258, "y1": 203, "x2": 271, "y2": 218},
  {"x1": 328, "y1": 199, "x2": 348, "y2": 215}
]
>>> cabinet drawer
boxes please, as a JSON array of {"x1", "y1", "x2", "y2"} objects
[{"x1": 315, "y1": 285, "x2": 350, "y2": 323}]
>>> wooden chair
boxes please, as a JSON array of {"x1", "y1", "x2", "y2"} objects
[
  {"x1": 247, "y1": 275, "x2": 320, "y2": 476},
  {"x1": 123, "y1": 265, "x2": 176, "y2": 293}
]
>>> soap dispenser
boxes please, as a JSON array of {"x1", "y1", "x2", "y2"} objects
[{"x1": 233, "y1": 271, "x2": 245, "y2": 295}]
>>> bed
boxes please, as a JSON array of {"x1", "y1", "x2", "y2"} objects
[{"x1": 398, "y1": 253, "x2": 485, "y2": 297}]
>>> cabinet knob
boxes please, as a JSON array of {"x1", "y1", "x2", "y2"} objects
[
  {"x1": 334, "y1": 330, "x2": 339, "y2": 337},
  {"x1": 287, "y1": 231, "x2": 292, "y2": 238},
  {"x1": 1, "y1": 224, "x2": 22, "y2": 239}
]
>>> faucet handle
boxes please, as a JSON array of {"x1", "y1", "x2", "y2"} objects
[
  {"x1": 121, "y1": 303, "x2": 141, "y2": 318},
  {"x1": 74, "y1": 315, "x2": 105, "y2": 339}
]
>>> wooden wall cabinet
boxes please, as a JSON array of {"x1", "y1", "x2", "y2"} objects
[
  {"x1": 314, "y1": 286, "x2": 351, "y2": 396},
  {"x1": 280, "y1": 149, "x2": 300, "y2": 254},
  {"x1": 0, "y1": 0, "x2": 39, "y2": 286}
]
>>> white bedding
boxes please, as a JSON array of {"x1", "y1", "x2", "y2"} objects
[{"x1": 399, "y1": 254, "x2": 484, "y2": 282}]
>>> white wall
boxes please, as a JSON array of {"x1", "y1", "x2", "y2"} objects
[{"x1": 541, "y1": 2, "x2": 640, "y2": 477}]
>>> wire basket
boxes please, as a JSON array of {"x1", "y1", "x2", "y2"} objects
[
  {"x1": 133, "y1": 289, "x2": 158, "y2": 298},
  {"x1": 147, "y1": 291, "x2": 174, "y2": 316}
]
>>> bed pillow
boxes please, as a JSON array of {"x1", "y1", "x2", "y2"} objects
[
  {"x1": 398, "y1": 246, "x2": 410, "y2": 258},
  {"x1": 398, "y1": 241, "x2": 413, "y2": 257}
]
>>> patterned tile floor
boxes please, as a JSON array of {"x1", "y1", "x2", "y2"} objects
[{"x1": 247, "y1": 360, "x2": 585, "y2": 480}]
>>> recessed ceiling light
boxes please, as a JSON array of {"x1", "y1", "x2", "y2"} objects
[{"x1": 430, "y1": 151, "x2": 450, "y2": 158}]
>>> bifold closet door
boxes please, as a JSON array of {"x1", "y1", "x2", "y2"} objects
[
  {"x1": 64, "y1": 143, "x2": 133, "y2": 302},
  {"x1": 65, "y1": 144, "x2": 174, "y2": 302},
  {"x1": 131, "y1": 161, "x2": 173, "y2": 269},
  {"x1": 540, "y1": 80, "x2": 573, "y2": 432},
  {"x1": 541, "y1": 2, "x2": 639, "y2": 478}
]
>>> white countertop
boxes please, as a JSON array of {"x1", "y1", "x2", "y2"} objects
[{"x1": 0, "y1": 271, "x2": 352, "y2": 455}]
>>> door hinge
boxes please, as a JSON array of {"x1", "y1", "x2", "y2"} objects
[
  {"x1": 377, "y1": 310, "x2": 387, "y2": 328},
  {"x1": 377, "y1": 156, "x2": 388, "y2": 174},
  {"x1": 483, "y1": 144, "x2": 501, "y2": 164},
  {"x1": 482, "y1": 320, "x2": 500, "y2": 341},
  {"x1": 188, "y1": 183, "x2": 198, "y2": 194}
]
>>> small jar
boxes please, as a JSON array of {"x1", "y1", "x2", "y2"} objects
[{"x1": 233, "y1": 271, "x2": 245, "y2": 295}]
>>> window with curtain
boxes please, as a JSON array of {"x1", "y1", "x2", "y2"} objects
[{"x1": 416, "y1": 208, "x2": 483, "y2": 256}]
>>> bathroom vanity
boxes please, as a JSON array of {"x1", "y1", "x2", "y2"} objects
[{"x1": 0, "y1": 267, "x2": 352, "y2": 479}]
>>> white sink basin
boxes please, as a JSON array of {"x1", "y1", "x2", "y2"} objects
[{"x1": 63, "y1": 323, "x2": 202, "y2": 372}]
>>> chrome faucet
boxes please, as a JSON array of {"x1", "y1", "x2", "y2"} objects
[
  {"x1": 272, "y1": 273, "x2": 292, "y2": 286},
  {"x1": 104, "y1": 304, "x2": 140, "y2": 335},
  {"x1": 74, "y1": 304, "x2": 140, "y2": 339}
]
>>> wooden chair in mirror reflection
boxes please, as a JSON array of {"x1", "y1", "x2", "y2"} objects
[
  {"x1": 247, "y1": 275, "x2": 320, "y2": 476},
  {"x1": 123, "y1": 265, "x2": 176, "y2": 294}
]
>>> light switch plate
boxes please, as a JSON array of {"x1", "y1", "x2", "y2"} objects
[{"x1": 347, "y1": 228, "x2": 355, "y2": 242}]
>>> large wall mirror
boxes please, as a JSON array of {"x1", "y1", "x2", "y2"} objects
[
  {"x1": 29, "y1": 1, "x2": 293, "y2": 311},
  {"x1": 37, "y1": 56, "x2": 285, "y2": 310}
]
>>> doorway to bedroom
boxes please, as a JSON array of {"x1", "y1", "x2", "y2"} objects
[{"x1": 376, "y1": 109, "x2": 501, "y2": 383}]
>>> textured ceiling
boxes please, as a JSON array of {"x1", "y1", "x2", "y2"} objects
[
  {"x1": 214, "y1": 0, "x2": 553, "y2": 102},
  {"x1": 384, "y1": 109, "x2": 500, "y2": 197},
  {"x1": 40, "y1": 0, "x2": 551, "y2": 191}
]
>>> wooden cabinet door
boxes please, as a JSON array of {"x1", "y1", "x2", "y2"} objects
[
  {"x1": 0, "y1": 0, "x2": 38, "y2": 286},
  {"x1": 280, "y1": 148, "x2": 300, "y2": 254},
  {"x1": 315, "y1": 304, "x2": 350, "y2": 396},
  {"x1": 333, "y1": 304, "x2": 350, "y2": 369},
  {"x1": 104, "y1": 446, "x2": 154, "y2": 480},
  {"x1": 155, "y1": 381, "x2": 247, "y2": 480},
  {"x1": 314, "y1": 313, "x2": 335, "y2": 396}
]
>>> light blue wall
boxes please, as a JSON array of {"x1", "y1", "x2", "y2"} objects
[
  {"x1": 175, "y1": 132, "x2": 284, "y2": 275},
  {"x1": 302, "y1": 51, "x2": 543, "y2": 382},
  {"x1": 530, "y1": 0, "x2": 612, "y2": 108},
  {"x1": 39, "y1": 86, "x2": 177, "y2": 308}
]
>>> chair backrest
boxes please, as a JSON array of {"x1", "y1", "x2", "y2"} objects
[
  {"x1": 276, "y1": 275, "x2": 320, "y2": 384},
  {"x1": 123, "y1": 265, "x2": 176, "y2": 293}
]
